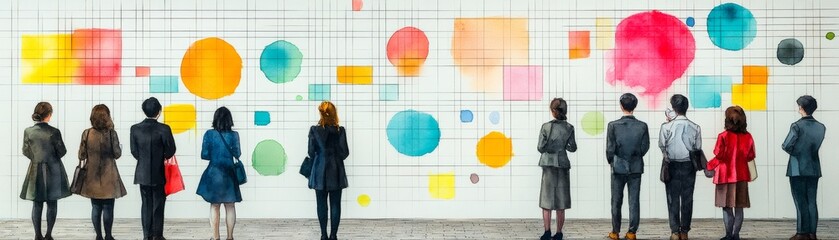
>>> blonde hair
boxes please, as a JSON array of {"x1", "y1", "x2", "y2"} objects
[{"x1": 318, "y1": 101, "x2": 340, "y2": 128}]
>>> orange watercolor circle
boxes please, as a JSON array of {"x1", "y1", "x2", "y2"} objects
[
  {"x1": 476, "y1": 131, "x2": 514, "y2": 168},
  {"x1": 180, "y1": 37, "x2": 243, "y2": 100}
]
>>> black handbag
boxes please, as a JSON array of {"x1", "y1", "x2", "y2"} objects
[
  {"x1": 659, "y1": 156, "x2": 671, "y2": 183},
  {"x1": 217, "y1": 130, "x2": 247, "y2": 185},
  {"x1": 71, "y1": 130, "x2": 91, "y2": 194},
  {"x1": 299, "y1": 156, "x2": 313, "y2": 179}
]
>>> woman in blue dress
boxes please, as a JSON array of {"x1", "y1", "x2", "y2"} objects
[{"x1": 196, "y1": 107, "x2": 242, "y2": 240}]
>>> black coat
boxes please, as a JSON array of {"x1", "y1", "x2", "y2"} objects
[
  {"x1": 130, "y1": 119, "x2": 176, "y2": 185},
  {"x1": 307, "y1": 125, "x2": 350, "y2": 191},
  {"x1": 20, "y1": 123, "x2": 71, "y2": 201},
  {"x1": 606, "y1": 116, "x2": 650, "y2": 174}
]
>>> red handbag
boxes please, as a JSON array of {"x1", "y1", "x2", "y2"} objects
[{"x1": 164, "y1": 156, "x2": 185, "y2": 195}]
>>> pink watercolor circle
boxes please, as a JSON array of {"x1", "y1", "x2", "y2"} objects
[{"x1": 608, "y1": 11, "x2": 696, "y2": 96}]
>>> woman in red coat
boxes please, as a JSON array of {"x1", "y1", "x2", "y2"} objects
[{"x1": 707, "y1": 106, "x2": 755, "y2": 240}]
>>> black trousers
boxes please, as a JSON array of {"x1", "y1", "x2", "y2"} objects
[
  {"x1": 140, "y1": 185, "x2": 166, "y2": 238},
  {"x1": 665, "y1": 161, "x2": 696, "y2": 233},
  {"x1": 316, "y1": 189, "x2": 343, "y2": 237},
  {"x1": 790, "y1": 176, "x2": 819, "y2": 234},
  {"x1": 611, "y1": 173, "x2": 641, "y2": 233}
]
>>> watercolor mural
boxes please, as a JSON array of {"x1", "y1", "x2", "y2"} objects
[
  {"x1": 387, "y1": 27, "x2": 429, "y2": 76},
  {"x1": 607, "y1": 11, "x2": 696, "y2": 101},
  {"x1": 180, "y1": 37, "x2": 243, "y2": 100},
  {"x1": 21, "y1": 29, "x2": 121, "y2": 85},
  {"x1": 8, "y1": 0, "x2": 839, "y2": 220},
  {"x1": 451, "y1": 17, "x2": 529, "y2": 92}
]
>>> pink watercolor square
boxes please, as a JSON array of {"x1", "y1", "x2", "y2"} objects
[
  {"x1": 503, "y1": 66, "x2": 543, "y2": 101},
  {"x1": 135, "y1": 66, "x2": 150, "y2": 77}
]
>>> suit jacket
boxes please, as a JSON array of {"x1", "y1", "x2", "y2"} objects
[
  {"x1": 537, "y1": 120, "x2": 577, "y2": 168},
  {"x1": 130, "y1": 119, "x2": 176, "y2": 185},
  {"x1": 782, "y1": 116, "x2": 825, "y2": 177},
  {"x1": 20, "y1": 123, "x2": 71, "y2": 201},
  {"x1": 606, "y1": 116, "x2": 650, "y2": 175},
  {"x1": 307, "y1": 125, "x2": 350, "y2": 191}
]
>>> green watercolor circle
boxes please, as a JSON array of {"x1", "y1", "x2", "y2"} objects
[
  {"x1": 295, "y1": 95, "x2": 303, "y2": 101},
  {"x1": 827, "y1": 32, "x2": 835, "y2": 40},
  {"x1": 581, "y1": 111, "x2": 606, "y2": 136},
  {"x1": 251, "y1": 139, "x2": 288, "y2": 176}
]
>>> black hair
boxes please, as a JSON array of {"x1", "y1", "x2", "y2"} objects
[
  {"x1": 550, "y1": 98, "x2": 568, "y2": 120},
  {"x1": 619, "y1": 93, "x2": 638, "y2": 112},
  {"x1": 670, "y1": 94, "x2": 689, "y2": 115},
  {"x1": 212, "y1": 106, "x2": 234, "y2": 131},
  {"x1": 797, "y1": 95, "x2": 817, "y2": 116},
  {"x1": 142, "y1": 97, "x2": 162, "y2": 118}
]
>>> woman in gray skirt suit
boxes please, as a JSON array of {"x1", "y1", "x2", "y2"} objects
[{"x1": 537, "y1": 98, "x2": 577, "y2": 240}]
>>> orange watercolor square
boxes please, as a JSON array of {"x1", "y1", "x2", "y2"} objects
[
  {"x1": 569, "y1": 31, "x2": 591, "y2": 59},
  {"x1": 742, "y1": 65, "x2": 768, "y2": 84}
]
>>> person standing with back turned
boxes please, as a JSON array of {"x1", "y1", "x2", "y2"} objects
[
  {"x1": 308, "y1": 101, "x2": 350, "y2": 240},
  {"x1": 130, "y1": 97, "x2": 176, "y2": 240},
  {"x1": 659, "y1": 94, "x2": 702, "y2": 240},
  {"x1": 606, "y1": 93, "x2": 650, "y2": 240},
  {"x1": 782, "y1": 95, "x2": 825, "y2": 240},
  {"x1": 537, "y1": 98, "x2": 577, "y2": 240},
  {"x1": 21, "y1": 102, "x2": 71, "y2": 240}
]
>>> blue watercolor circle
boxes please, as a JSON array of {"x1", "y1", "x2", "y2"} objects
[
  {"x1": 686, "y1": 17, "x2": 695, "y2": 27},
  {"x1": 386, "y1": 110, "x2": 441, "y2": 157},
  {"x1": 706, "y1": 3, "x2": 757, "y2": 51},
  {"x1": 460, "y1": 110, "x2": 474, "y2": 123},
  {"x1": 489, "y1": 111, "x2": 500, "y2": 125},
  {"x1": 260, "y1": 40, "x2": 303, "y2": 84}
]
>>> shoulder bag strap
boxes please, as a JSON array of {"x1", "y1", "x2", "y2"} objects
[
  {"x1": 216, "y1": 130, "x2": 240, "y2": 163},
  {"x1": 81, "y1": 129, "x2": 91, "y2": 168}
]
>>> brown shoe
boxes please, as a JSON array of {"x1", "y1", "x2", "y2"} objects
[
  {"x1": 809, "y1": 233, "x2": 818, "y2": 240},
  {"x1": 789, "y1": 234, "x2": 808, "y2": 240},
  {"x1": 679, "y1": 232, "x2": 689, "y2": 240},
  {"x1": 608, "y1": 232, "x2": 619, "y2": 240},
  {"x1": 625, "y1": 232, "x2": 637, "y2": 240},
  {"x1": 670, "y1": 233, "x2": 681, "y2": 240}
]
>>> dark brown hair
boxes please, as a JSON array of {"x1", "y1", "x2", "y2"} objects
[
  {"x1": 724, "y1": 106, "x2": 748, "y2": 133},
  {"x1": 318, "y1": 101, "x2": 340, "y2": 128},
  {"x1": 90, "y1": 104, "x2": 114, "y2": 130},
  {"x1": 550, "y1": 98, "x2": 567, "y2": 120},
  {"x1": 32, "y1": 102, "x2": 53, "y2": 122}
]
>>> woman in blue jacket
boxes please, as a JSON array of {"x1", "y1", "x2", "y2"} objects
[
  {"x1": 196, "y1": 107, "x2": 242, "y2": 240},
  {"x1": 308, "y1": 101, "x2": 350, "y2": 240}
]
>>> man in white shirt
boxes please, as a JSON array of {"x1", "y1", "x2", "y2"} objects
[{"x1": 659, "y1": 94, "x2": 702, "y2": 240}]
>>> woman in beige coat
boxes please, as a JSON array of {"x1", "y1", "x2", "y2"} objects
[{"x1": 78, "y1": 104, "x2": 126, "y2": 240}]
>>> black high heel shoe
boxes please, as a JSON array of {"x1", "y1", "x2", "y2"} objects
[{"x1": 552, "y1": 232, "x2": 564, "y2": 240}]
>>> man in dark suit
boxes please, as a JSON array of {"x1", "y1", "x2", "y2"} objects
[
  {"x1": 130, "y1": 97, "x2": 176, "y2": 240},
  {"x1": 606, "y1": 93, "x2": 650, "y2": 240},
  {"x1": 782, "y1": 95, "x2": 825, "y2": 240}
]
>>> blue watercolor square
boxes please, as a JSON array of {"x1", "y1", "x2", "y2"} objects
[
  {"x1": 308, "y1": 84, "x2": 331, "y2": 101},
  {"x1": 254, "y1": 111, "x2": 270, "y2": 126},
  {"x1": 689, "y1": 76, "x2": 732, "y2": 109},
  {"x1": 460, "y1": 110, "x2": 474, "y2": 123},
  {"x1": 379, "y1": 84, "x2": 399, "y2": 101},
  {"x1": 149, "y1": 76, "x2": 179, "y2": 93}
]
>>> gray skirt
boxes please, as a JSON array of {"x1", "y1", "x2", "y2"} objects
[{"x1": 540, "y1": 167, "x2": 571, "y2": 210}]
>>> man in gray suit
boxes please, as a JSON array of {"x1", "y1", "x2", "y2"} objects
[
  {"x1": 606, "y1": 93, "x2": 650, "y2": 240},
  {"x1": 782, "y1": 95, "x2": 825, "y2": 240}
]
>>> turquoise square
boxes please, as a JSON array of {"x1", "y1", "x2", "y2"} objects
[
  {"x1": 254, "y1": 111, "x2": 270, "y2": 126},
  {"x1": 149, "y1": 76, "x2": 179, "y2": 93},
  {"x1": 308, "y1": 84, "x2": 331, "y2": 101},
  {"x1": 379, "y1": 84, "x2": 399, "y2": 101}
]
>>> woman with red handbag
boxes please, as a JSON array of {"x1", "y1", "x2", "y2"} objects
[
  {"x1": 706, "y1": 106, "x2": 756, "y2": 240},
  {"x1": 196, "y1": 107, "x2": 243, "y2": 240},
  {"x1": 21, "y1": 102, "x2": 71, "y2": 240},
  {"x1": 77, "y1": 104, "x2": 126, "y2": 240}
]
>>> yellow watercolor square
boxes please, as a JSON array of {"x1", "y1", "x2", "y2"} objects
[
  {"x1": 732, "y1": 84, "x2": 767, "y2": 111},
  {"x1": 336, "y1": 66, "x2": 373, "y2": 84},
  {"x1": 428, "y1": 172, "x2": 455, "y2": 200},
  {"x1": 21, "y1": 34, "x2": 78, "y2": 84},
  {"x1": 163, "y1": 104, "x2": 197, "y2": 134}
]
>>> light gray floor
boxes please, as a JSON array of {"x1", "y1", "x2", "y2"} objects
[{"x1": 0, "y1": 218, "x2": 835, "y2": 239}]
